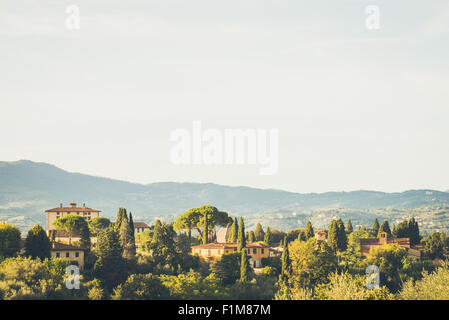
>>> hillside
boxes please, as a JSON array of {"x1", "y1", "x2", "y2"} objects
[{"x1": 1, "y1": 160, "x2": 449, "y2": 233}]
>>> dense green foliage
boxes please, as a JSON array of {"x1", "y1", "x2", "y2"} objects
[
  {"x1": 0, "y1": 223, "x2": 21, "y2": 258},
  {"x1": 0, "y1": 205, "x2": 448, "y2": 300},
  {"x1": 25, "y1": 224, "x2": 51, "y2": 260},
  {"x1": 237, "y1": 217, "x2": 246, "y2": 252},
  {"x1": 88, "y1": 217, "x2": 111, "y2": 235}
]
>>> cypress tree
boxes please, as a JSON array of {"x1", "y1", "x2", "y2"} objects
[
  {"x1": 96, "y1": 226, "x2": 123, "y2": 261},
  {"x1": 227, "y1": 217, "x2": 238, "y2": 243},
  {"x1": 119, "y1": 218, "x2": 136, "y2": 260},
  {"x1": 327, "y1": 220, "x2": 338, "y2": 252},
  {"x1": 408, "y1": 217, "x2": 420, "y2": 245},
  {"x1": 248, "y1": 231, "x2": 255, "y2": 243},
  {"x1": 297, "y1": 230, "x2": 306, "y2": 241},
  {"x1": 378, "y1": 220, "x2": 392, "y2": 238},
  {"x1": 80, "y1": 224, "x2": 91, "y2": 251},
  {"x1": 115, "y1": 208, "x2": 128, "y2": 232},
  {"x1": 237, "y1": 217, "x2": 246, "y2": 252},
  {"x1": 129, "y1": 212, "x2": 135, "y2": 238},
  {"x1": 240, "y1": 249, "x2": 250, "y2": 283},
  {"x1": 25, "y1": 224, "x2": 51, "y2": 260},
  {"x1": 346, "y1": 219, "x2": 353, "y2": 233},
  {"x1": 264, "y1": 227, "x2": 272, "y2": 245},
  {"x1": 254, "y1": 223, "x2": 265, "y2": 241},
  {"x1": 336, "y1": 219, "x2": 348, "y2": 251},
  {"x1": 305, "y1": 221, "x2": 314, "y2": 239},
  {"x1": 372, "y1": 218, "x2": 380, "y2": 236}
]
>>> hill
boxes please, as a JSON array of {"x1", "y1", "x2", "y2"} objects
[{"x1": 1, "y1": 160, "x2": 449, "y2": 233}]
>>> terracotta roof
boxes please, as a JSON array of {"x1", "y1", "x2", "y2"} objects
[
  {"x1": 192, "y1": 242, "x2": 269, "y2": 249},
  {"x1": 45, "y1": 202, "x2": 100, "y2": 213},
  {"x1": 360, "y1": 237, "x2": 410, "y2": 245},
  {"x1": 134, "y1": 222, "x2": 150, "y2": 228},
  {"x1": 51, "y1": 242, "x2": 85, "y2": 251}
]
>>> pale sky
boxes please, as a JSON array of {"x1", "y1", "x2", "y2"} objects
[{"x1": 1, "y1": 0, "x2": 449, "y2": 193}]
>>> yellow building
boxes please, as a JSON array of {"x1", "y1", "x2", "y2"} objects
[
  {"x1": 191, "y1": 242, "x2": 269, "y2": 268},
  {"x1": 50, "y1": 242, "x2": 86, "y2": 269},
  {"x1": 45, "y1": 202, "x2": 101, "y2": 234}
]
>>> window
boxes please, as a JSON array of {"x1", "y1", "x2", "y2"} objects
[
  {"x1": 56, "y1": 253, "x2": 60, "y2": 258},
  {"x1": 261, "y1": 248, "x2": 265, "y2": 254},
  {"x1": 66, "y1": 252, "x2": 70, "y2": 258},
  {"x1": 253, "y1": 248, "x2": 257, "y2": 254},
  {"x1": 75, "y1": 252, "x2": 79, "y2": 258}
]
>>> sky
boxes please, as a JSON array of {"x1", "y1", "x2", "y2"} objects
[{"x1": 1, "y1": 0, "x2": 449, "y2": 193}]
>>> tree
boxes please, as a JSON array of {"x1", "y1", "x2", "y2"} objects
[
  {"x1": 264, "y1": 227, "x2": 272, "y2": 245},
  {"x1": 174, "y1": 205, "x2": 231, "y2": 242},
  {"x1": 248, "y1": 231, "x2": 255, "y2": 243},
  {"x1": 346, "y1": 220, "x2": 353, "y2": 233},
  {"x1": 305, "y1": 221, "x2": 314, "y2": 240},
  {"x1": 203, "y1": 211, "x2": 209, "y2": 244},
  {"x1": 111, "y1": 273, "x2": 170, "y2": 300},
  {"x1": 210, "y1": 252, "x2": 241, "y2": 285},
  {"x1": 336, "y1": 219, "x2": 348, "y2": 251},
  {"x1": 314, "y1": 271, "x2": 393, "y2": 300},
  {"x1": 327, "y1": 220, "x2": 338, "y2": 252},
  {"x1": 364, "y1": 244, "x2": 409, "y2": 293},
  {"x1": 254, "y1": 223, "x2": 265, "y2": 242},
  {"x1": 88, "y1": 217, "x2": 111, "y2": 235},
  {"x1": 147, "y1": 220, "x2": 177, "y2": 270},
  {"x1": 94, "y1": 226, "x2": 126, "y2": 290},
  {"x1": 398, "y1": 261, "x2": 449, "y2": 300},
  {"x1": 372, "y1": 218, "x2": 380, "y2": 236},
  {"x1": 423, "y1": 232, "x2": 445, "y2": 260},
  {"x1": 297, "y1": 231, "x2": 306, "y2": 242},
  {"x1": 237, "y1": 217, "x2": 246, "y2": 252},
  {"x1": 114, "y1": 208, "x2": 128, "y2": 232},
  {"x1": 0, "y1": 222, "x2": 21, "y2": 258},
  {"x1": 53, "y1": 214, "x2": 89, "y2": 246},
  {"x1": 173, "y1": 210, "x2": 196, "y2": 242},
  {"x1": 408, "y1": 217, "x2": 420, "y2": 245},
  {"x1": 281, "y1": 236, "x2": 290, "y2": 281},
  {"x1": 227, "y1": 217, "x2": 238, "y2": 243},
  {"x1": 378, "y1": 220, "x2": 392, "y2": 238},
  {"x1": 25, "y1": 224, "x2": 51, "y2": 260},
  {"x1": 95, "y1": 226, "x2": 122, "y2": 261},
  {"x1": 288, "y1": 238, "x2": 337, "y2": 289},
  {"x1": 129, "y1": 212, "x2": 135, "y2": 238},
  {"x1": 159, "y1": 270, "x2": 226, "y2": 300},
  {"x1": 392, "y1": 220, "x2": 409, "y2": 238},
  {"x1": 119, "y1": 218, "x2": 136, "y2": 260},
  {"x1": 86, "y1": 279, "x2": 105, "y2": 300},
  {"x1": 240, "y1": 250, "x2": 250, "y2": 283},
  {"x1": 0, "y1": 256, "x2": 70, "y2": 300}
]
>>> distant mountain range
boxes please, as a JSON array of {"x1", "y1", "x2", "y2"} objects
[{"x1": 1, "y1": 160, "x2": 449, "y2": 233}]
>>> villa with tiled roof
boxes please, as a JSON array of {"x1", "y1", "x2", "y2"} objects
[
  {"x1": 45, "y1": 202, "x2": 101, "y2": 234},
  {"x1": 191, "y1": 242, "x2": 269, "y2": 267}
]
